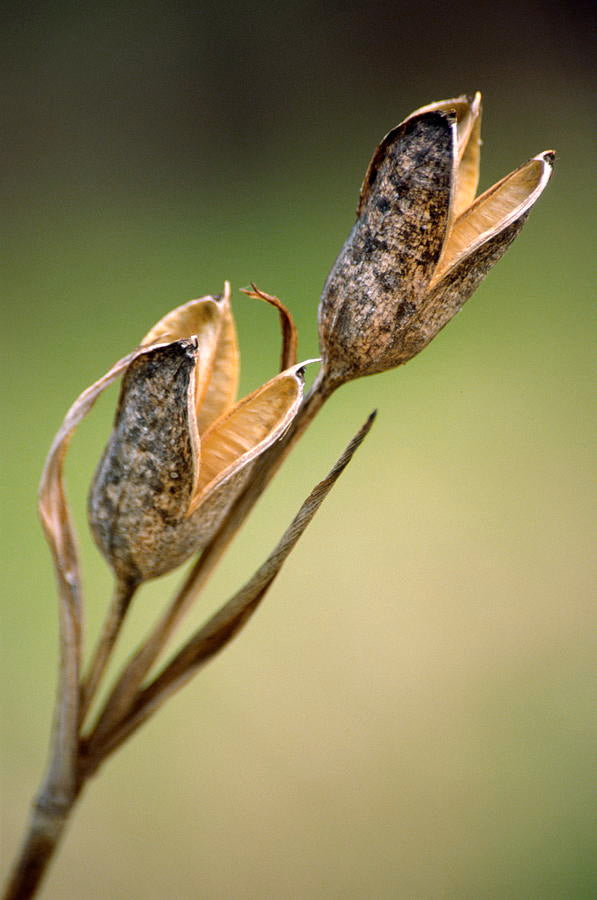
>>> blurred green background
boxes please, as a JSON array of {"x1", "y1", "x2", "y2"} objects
[{"x1": 2, "y1": 1, "x2": 595, "y2": 897}]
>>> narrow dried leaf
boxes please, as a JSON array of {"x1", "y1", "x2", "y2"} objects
[
  {"x1": 87, "y1": 412, "x2": 377, "y2": 765},
  {"x1": 241, "y1": 283, "x2": 298, "y2": 370},
  {"x1": 433, "y1": 151, "x2": 554, "y2": 285},
  {"x1": 188, "y1": 362, "x2": 310, "y2": 514}
]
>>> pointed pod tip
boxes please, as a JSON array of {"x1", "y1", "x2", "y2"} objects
[
  {"x1": 293, "y1": 357, "x2": 321, "y2": 381},
  {"x1": 531, "y1": 150, "x2": 556, "y2": 196},
  {"x1": 538, "y1": 149, "x2": 557, "y2": 167},
  {"x1": 214, "y1": 282, "x2": 232, "y2": 309}
]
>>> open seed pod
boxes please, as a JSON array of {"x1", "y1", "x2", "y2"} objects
[
  {"x1": 88, "y1": 285, "x2": 309, "y2": 583},
  {"x1": 319, "y1": 92, "x2": 555, "y2": 384}
]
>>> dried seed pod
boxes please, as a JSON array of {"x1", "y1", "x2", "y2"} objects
[
  {"x1": 318, "y1": 93, "x2": 554, "y2": 385},
  {"x1": 89, "y1": 339, "x2": 199, "y2": 583},
  {"x1": 88, "y1": 287, "x2": 309, "y2": 583}
]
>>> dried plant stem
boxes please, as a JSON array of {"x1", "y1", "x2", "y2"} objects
[
  {"x1": 3, "y1": 585, "x2": 82, "y2": 900},
  {"x1": 79, "y1": 579, "x2": 138, "y2": 724},
  {"x1": 3, "y1": 792, "x2": 80, "y2": 900}
]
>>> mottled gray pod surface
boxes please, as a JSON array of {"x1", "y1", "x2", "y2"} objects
[
  {"x1": 319, "y1": 111, "x2": 454, "y2": 382},
  {"x1": 89, "y1": 340, "x2": 198, "y2": 583}
]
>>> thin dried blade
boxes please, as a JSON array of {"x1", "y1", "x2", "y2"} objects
[
  {"x1": 88, "y1": 412, "x2": 377, "y2": 765},
  {"x1": 188, "y1": 361, "x2": 313, "y2": 515},
  {"x1": 241, "y1": 283, "x2": 298, "y2": 370},
  {"x1": 433, "y1": 151, "x2": 555, "y2": 286}
]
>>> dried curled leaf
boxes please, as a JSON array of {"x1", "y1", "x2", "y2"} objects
[{"x1": 241, "y1": 283, "x2": 298, "y2": 370}]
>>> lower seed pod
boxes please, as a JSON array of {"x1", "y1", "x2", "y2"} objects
[{"x1": 88, "y1": 291, "x2": 309, "y2": 583}]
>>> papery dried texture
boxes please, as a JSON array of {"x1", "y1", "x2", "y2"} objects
[
  {"x1": 89, "y1": 288, "x2": 309, "y2": 584},
  {"x1": 141, "y1": 285, "x2": 239, "y2": 434},
  {"x1": 318, "y1": 93, "x2": 555, "y2": 385}
]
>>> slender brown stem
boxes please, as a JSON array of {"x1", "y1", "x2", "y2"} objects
[
  {"x1": 3, "y1": 580, "x2": 83, "y2": 900},
  {"x1": 79, "y1": 578, "x2": 138, "y2": 724},
  {"x1": 2, "y1": 786, "x2": 83, "y2": 900}
]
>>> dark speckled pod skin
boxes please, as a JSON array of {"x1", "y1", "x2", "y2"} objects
[
  {"x1": 318, "y1": 96, "x2": 554, "y2": 387},
  {"x1": 87, "y1": 335, "x2": 303, "y2": 584},
  {"x1": 319, "y1": 111, "x2": 455, "y2": 384},
  {"x1": 88, "y1": 340, "x2": 199, "y2": 584}
]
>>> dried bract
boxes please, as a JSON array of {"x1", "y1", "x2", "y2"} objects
[{"x1": 319, "y1": 92, "x2": 555, "y2": 384}]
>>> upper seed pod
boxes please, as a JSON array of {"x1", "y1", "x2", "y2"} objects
[
  {"x1": 88, "y1": 285, "x2": 308, "y2": 584},
  {"x1": 318, "y1": 92, "x2": 555, "y2": 385}
]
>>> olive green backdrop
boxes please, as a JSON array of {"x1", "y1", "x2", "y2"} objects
[{"x1": 2, "y1": 1, "x2": 595, "y2": 897}]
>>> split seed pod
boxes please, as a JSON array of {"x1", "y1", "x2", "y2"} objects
[
  {"x1": 88, "y1": 285, "x2": 309, "y2": 584},
  {"x1": 319, "y1": 92, "x2": 555, "y2": 385}
]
